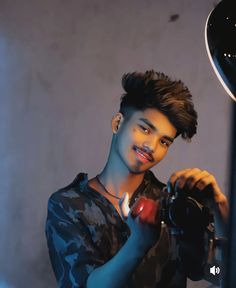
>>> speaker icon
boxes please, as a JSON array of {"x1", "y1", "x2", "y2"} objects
[{"x1": 210, "y1": 265, "x2": 220, "y2": 275}]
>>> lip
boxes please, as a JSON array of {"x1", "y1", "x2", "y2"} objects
[{"x1": 133, "y1": 146, "x2": 153, "y2": 163}]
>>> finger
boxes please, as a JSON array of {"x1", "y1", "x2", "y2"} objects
[
  {"x1": 195, "y1": 174, "x2": 216, "y2": 191},
  {"x1": 119, "y1": 192, "x2": 130, "y2": 219},
  {"x1": 168, "y1": 168, "x2": 201, "y2": 188},
  {"x1": 168, "y1": 168, "x2": 194, "y2": 189},
  {"x1": 176, "y1": 168, "x2": 203, "y2": 189},
  {"x1": 185, "y1": 170, "x2": 209, "y2": 190},
  {"x1": 195, "y1": 174, "x2": 224, "y2": 202}
]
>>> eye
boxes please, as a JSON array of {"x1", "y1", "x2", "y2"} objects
[
  {"x1": 160, "y1": 139, "x2": 171, "y2": 147},
  {"x1": 139, "y1": 125, "x2": 150, "y2": 134}
]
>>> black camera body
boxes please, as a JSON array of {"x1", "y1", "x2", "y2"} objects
[{"x1": 161, "y1": 185, "x2": 213, "y2": 235}]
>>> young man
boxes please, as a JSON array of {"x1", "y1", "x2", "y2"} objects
[{"x1": 46, "y1": 70, "x2": 228, "y2": 288}]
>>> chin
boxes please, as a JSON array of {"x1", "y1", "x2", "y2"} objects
[
  {"x1": 127, "y1": 163, "x2": 150, "y2": 174},
  {"x1": 120, "y1": 151, "x2": 154, "y2": 174}
]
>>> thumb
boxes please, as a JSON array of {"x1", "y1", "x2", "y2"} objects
[{"x1": 119, "y1": 192, "x2": 130, "y2": 220}]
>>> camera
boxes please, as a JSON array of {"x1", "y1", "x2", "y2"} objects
[{"x1": 161, "y1": 184, "x2": 214, "y2": 235}]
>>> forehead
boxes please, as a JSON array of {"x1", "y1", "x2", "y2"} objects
[{"x1": 128, "y1": 108, "x2": 177, "y2": 138}]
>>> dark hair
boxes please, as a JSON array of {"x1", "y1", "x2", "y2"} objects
[{"x1": 119, "y1": 70, "x2": 198, "y2": 140}]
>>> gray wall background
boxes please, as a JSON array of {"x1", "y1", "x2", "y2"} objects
[{"x1": 0, "y1": 0, "x2": 232, "y2": 287}]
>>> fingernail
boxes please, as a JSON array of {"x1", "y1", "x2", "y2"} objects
[
  {"x1": 178, "y1": 178, "x2": 184, "y2": 189},
  {"x1": 179, "y1": 182, "x2": 184, "y2": 189}
]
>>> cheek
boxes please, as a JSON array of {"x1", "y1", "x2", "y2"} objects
[
  {"x1": 121, "y1": 127, "x2": 139, "y2": 145},
  {"x1": 116, "y1": 128, "x2": 133, "y2": 153},
  {"x1": 131, "y1": 127, "x2": 144, "y2": 142},
  {"x1": 154, "y1": 148, "x2": 168, "y2": 163},
  {"x1": 116, "y1": 126, "x2": 145, "y2": 158}
]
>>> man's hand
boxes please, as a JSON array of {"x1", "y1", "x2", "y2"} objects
[
  {"x1": 168, "y1": 168, "x2": 229, "y2": 225},
  {"x1": 119, "y1": 193, "x2": 160, "y2": 252}
]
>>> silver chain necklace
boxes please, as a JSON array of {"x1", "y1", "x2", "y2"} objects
[{"x1": 96, "y1": 175, "x2": 121, "y2": 200}]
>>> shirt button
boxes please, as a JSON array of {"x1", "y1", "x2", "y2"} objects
[{"x1": 122, "y1": 232, "x2": 127, "y2": 237}]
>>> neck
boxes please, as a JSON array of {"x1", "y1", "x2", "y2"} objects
[{"x1": 98, "y1": 147, "x2": 145, "y2": 199}]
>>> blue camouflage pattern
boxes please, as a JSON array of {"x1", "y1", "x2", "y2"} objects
[{"x1": 46, "y1": 171, "x2": 206, "y2": 288}]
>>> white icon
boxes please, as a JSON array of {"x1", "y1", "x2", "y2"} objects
[{"x1": 210, "y1": 265, "x2": 220, "y2": 275}]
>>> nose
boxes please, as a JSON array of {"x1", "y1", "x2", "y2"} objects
[{"x1": 142, "y1": 136, "x2": 158, "y2": 153}]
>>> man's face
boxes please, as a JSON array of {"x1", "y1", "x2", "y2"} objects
[{"x1": 114, "y1": 108, "x2": 177, "y2": 174}]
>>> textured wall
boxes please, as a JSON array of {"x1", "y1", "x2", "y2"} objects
[{"x1": 0, "y1": 0, "x2": 231, "y2": 287}]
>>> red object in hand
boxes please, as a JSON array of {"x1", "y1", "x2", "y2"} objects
[{"x1": 131, "y1": 196, "x2": 161, "y2": 226}]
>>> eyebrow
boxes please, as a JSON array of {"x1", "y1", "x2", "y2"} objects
[{"x1": 139, "y1": 118, "x2": 175, "y2": 143}]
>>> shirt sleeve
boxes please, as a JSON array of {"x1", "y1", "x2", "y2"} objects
[{"x1": 45, "y1": 193, "x2": 105, "y2": 288}]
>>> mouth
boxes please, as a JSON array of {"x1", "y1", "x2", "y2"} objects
[{"x1": 133, "y1": 146, "x2": 153, "y2": 163}]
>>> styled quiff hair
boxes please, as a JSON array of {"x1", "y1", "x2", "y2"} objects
[{"x1": 119, "y1": 70, "x2": 198, "y2": 140}]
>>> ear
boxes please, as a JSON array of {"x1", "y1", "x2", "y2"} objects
[{"x1": 111, "y1": 112, "x2": 124, "y2": 134}]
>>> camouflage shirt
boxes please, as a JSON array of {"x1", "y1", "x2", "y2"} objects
[{"x1": 46, "y1": 171, "x2": 205, "y2": 288}]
